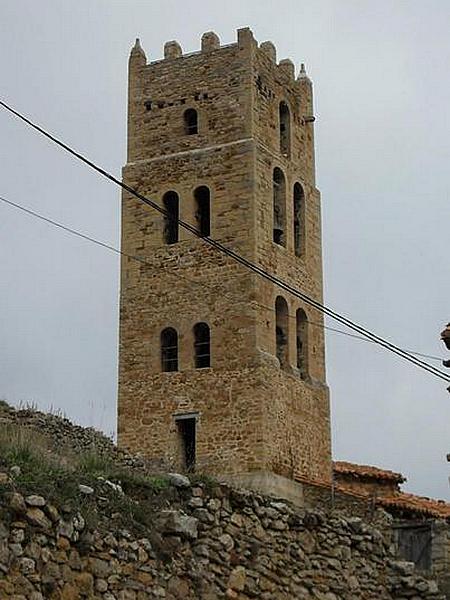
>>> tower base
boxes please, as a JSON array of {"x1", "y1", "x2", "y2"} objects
[{"x1": 221, "y1": 471, "x2": 304, "y2": 507}]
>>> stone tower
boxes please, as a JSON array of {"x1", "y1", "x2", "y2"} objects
[{"x1": 118, "y1": 28, "x2": 332, "y2": 487}]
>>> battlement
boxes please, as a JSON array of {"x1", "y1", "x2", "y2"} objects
[
  {"x1": 127, "y1": 27, "x2": 315, "y2": 167},
  {"x1": 130, "y1": 28, "x2": 311, "y2": 84}
]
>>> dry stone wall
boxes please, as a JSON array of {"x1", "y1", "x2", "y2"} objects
[
  {"x1": 0, "y1": 403, "x2": 146, "y2": 473},
  {"x1": 0, "y1": 404, "x2": 447, "y2": 598},
  {"x1": 431, "y1": 522, "x2": 450, "y2": 597},
  {"x1": 0, "y1": 474, "x2": 445, "y2": 600}
]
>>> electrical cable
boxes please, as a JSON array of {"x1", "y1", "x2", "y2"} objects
[
  {"x1": 1, "y1": 194, "x2": 447, "y2": 375},
  {"x1": 2, "y1": 191, "x2": 446, "y2": 368},
  {"x1": 1, "y1": 98, "x2": 449, "y2": 383},
  {"x1": 0, "y1": 193, "x2": 444, "y2": 364}
]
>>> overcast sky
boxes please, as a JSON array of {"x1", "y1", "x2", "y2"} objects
[{"x1": 0, "y1": 0, "x2": 449, "y2": 499}]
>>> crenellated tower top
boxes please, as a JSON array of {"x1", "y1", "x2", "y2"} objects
[
  {"x1": 129, "y1": 28, "x2": 312, "y2": 84},
  {"x1": 126, "y1": 27, "x2": 317, "y2": 184}
]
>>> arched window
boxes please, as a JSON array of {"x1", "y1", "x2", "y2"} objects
[
  {"x1": 275, "y1": 296, "x2": 289, "y2": 369},
  {"x1": 293, "y1": 183, "x2": 305, "y2": 257},
  {"x1": 184, "y1": 109, "x2": 198, "y2": 135},
  {"x1": 296, "y1": 309, "x2": 308, "y2": 379},
  {"x1": 163, "y1": 191, "x2": 179, "y2": 244},
  {"x1": 161, "y1": 327, "x2": 178, "y2": 372},
  {"x1": 194, "y1": 186, "x2": 210, "y2": 237},
  {"x1": 193, "y1": 322, "x2": 210, "y2": 368},
  {"x1": 279, "y1": 102, "x2": 291, "y2": 157},
  {"x1": 273, "y1": 168, "x2": 286, "y2": 246}
]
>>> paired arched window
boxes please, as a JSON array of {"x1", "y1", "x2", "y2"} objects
[
  {"x1": 275, "y1": 296, "x2": 289, "y2": 369},
  {"x1": 160, "y1": 323, "x2": 210, "y2": 371},
  {"x1": 162, "y1": 187, "x2": 211, "y2": 243},
  {"x1": 293, "y1": 183, "x2": 305, "y2": 257},
  {"x1": 194, "y1": 322, "x2": 211, "y2": 368},
  {"x1": 163, "y1": 191, "x2": 179, "y2": 244},
  {"x1": 296, "y1": 309, "x2": 308, "y2": 379},
  {"x1": 161, "y1": 327, "x2": 178, "y2": 372},
  {"x1": 279, "y1": 102, "x2": 291, "y2": 157},
  {"x1": 184, "y1": 109, "x2": 198, "y2": 135},
  {"x1": 194, "y1": 186, "x2": 211, "y2": 237},
  {"x1": 274, "y1": 299, "x2": 309, "y2": 378},
  {"x1": 273, "y1": 168, "x2": 286, "y2": 246}
]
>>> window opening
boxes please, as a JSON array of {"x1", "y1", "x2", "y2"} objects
[
  {"x1": 296, "y1": 309, "x2": 308, "y2": 379},
  {"x1": 177, "y1": 418, "x2": 196, "y2": 472},
  {"x1": 194, "y1": 186, "x2": 211, "y2": 237},
  {"x1": 293, "y1": 183, "x2": 305, "y2": 257},
  {"x1": 273, "y1": 168, "x2": 286, "y2": 246},
  {"x1": 194, "y1": 322, "x2": 210, "y2": 368},
  {"x1": 163, "y1": 191, "x2": 179, "y2": 244},
  {"x1": 161, "y1": 327, "x2": 178, "y2": 372},
  {"x1": 275, "y1": 296, "x2": 289, "y2": 368},
  {"x1": 184, "y1": 108, "x2": 198, "y2": 135},
  {"x1": 279, "y1": 102, "x2": 291, "y2": 156}
]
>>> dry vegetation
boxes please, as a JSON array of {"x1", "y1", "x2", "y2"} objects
[{"x1": 0, "y1": 417, "x2": 176, "y2": 534}]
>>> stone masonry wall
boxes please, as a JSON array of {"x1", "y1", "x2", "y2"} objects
[
  {"x1": 0, "y1": 474, "x2": 446, "y2": 600},
  {"x1": 118, "y1": 27, "x2": 332, "y2": 482},
  {"x1": 431, "y1": 521, "x2": 450, "y2": 597},
  {"x1": 303, "y1": 479, "x2": 450, "y2": 598},
  {"x1": 331, "y1": 476, "x2": 399, "y2": 498}
]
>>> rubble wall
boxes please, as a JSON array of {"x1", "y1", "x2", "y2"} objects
[{"x1": 0, "y1": 478, "x2": 445, "y2": 600}]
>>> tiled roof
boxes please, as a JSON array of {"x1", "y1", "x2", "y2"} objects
[
  {"x1": 296, "y1": 473, "x2": 450, "y2": 519},
  {"x1": 333, "y1": 461, "x2": 406, "y2": 483},
  {"x1": 378, "y1": 492, "x2": 450, "y2": 519}
]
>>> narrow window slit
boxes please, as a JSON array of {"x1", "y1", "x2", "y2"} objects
[
  {"x1": 279, "y1": 101, "x2": 291, "y2": 156},
  {"x1": 275, "y1": 296, "x2": 289, "y2": 369},
  {"x1": 194, "y1": 322, "x2": 211, "y2": 368},
  {"x1": 296, "y1": 309, "x2": 308, "y2": 379},
  {"x1": 194, "y1": 186, "x2": 211, "y2": 237},
  {"x1": 293, "y1": 182, "x2": 305, "y2": 257},
  {"x1": 163, "y1": 191, "x2": 179, "y2": 244},
  {"x1": 273, "y1": 168, "x2": 286, "y2": 246},
  {"x1": 161, "y1": 327, "x2": 178, "y2": 372}
]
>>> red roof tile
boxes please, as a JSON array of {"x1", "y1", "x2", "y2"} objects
[
  {"x1": 379, "y1": 492, "x2": 450, "y2": 519},
  {"x1": 296, "y1": 474, "x2": 450, "y2": 519},
  {"x1": 333, "y1": 461, "x2": 406, "y2": 483}
]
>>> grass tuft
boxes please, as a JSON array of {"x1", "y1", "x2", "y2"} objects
[
  {"x1": 0, "y1": 421, "x2": 176, "y2": 534},
  {"x1": 0, "y1": 399, "x2": 12, "y2": 411}
]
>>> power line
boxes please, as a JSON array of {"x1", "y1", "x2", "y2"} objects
[
  {"x1": 1, "y1": 98, "x2": 449, "y2": 384},
  {"x1": 318, "y1": 322, "x2": 443, "y2": 362},
  {"x1": 1, "y1": 193, "x2": 444, "y2": 366},
  {"x1": 2, "y1": 99, "x2": 448, "y2": 382},
  {"x1": 0, "y1": 195, "x2": 150, "y2": 268}
]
